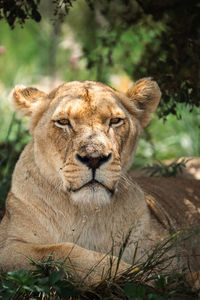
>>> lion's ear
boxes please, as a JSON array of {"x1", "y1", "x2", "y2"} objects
[
  {"x1": 13, "y1": 85, "x2": 47, "y2": 116},
  {"x1": 126, "y1": 78, "x2": 161, "y2": 128}
]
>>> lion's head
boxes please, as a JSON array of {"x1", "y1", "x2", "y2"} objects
[{"x1": 13, "y1": 79, "x2": 161, "y2": 205}]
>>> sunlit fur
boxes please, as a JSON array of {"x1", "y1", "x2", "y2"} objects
[
  {"x1": 26, "y1": 80, "x2": 160, "y2": 206},
  {"x1": 12, "y1": 80, "x2": 161, "y2": 207}
]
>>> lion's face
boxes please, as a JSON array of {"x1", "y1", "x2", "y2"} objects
[
  {"x1": 13, "y1": 79, "x2": 161, "y2": 205},
  {"x1": 35, "y1": 82, "x2": 141, "y2": 205}
]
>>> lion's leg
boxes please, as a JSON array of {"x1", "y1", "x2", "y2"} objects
[{"x1": 0, "y1": 241, "x2": 130, "y2": 283}]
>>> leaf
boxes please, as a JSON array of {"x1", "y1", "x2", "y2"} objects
[
  {"x1": 155, "y1": 275, "x2": 166, "y2": 291},
  {"x1": 49, "y1": 270, "x2": 62, "y2": 284},
  {"x1": 123, "y1": 282, "x2": 147, "y2": 299},
  {"x1": 55, "y1": 280, "x2": 80, "y2": 298}
]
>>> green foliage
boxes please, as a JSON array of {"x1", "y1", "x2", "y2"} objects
[
  {"x1": 1, "y1": 0, "x2": 200, "y2": 118},
  {"x1": 0, "y1": 257, "x2": 80, "y2": 299},
  {"x1": 134, "y1": 104, "x2": 200, "y2": 167},
  {"x1": 0, "y1": 232, "x2": 199, "y2": 299},
  {"x1": 142, "y1": 159, "x2": 189, "y2": 178},
  {"x1": 60, "y1": 0, "x2": 200, "y2": 119},
  {"x1": 0, "y1": 20, "x2": 48, "y2": 87},
  {"x1": 83, "y1": 0, "x2": 200, "y2": 118},
  {"x1": 0, "y1": 0, "x2": 41, "y2": 27},
  {"x1": 132, "y1": 0, "x2": 200, "y2": 119},
  {"x1": 0, "y1": 112, "x2": 30, "y2": 208},
  {"x1": 123, "y1": 274, "x2": 192, "y2": 300}
]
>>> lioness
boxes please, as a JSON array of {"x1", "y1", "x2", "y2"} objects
[{"x1": 0, "y1": 78, "x2": 200, "y2": 282}]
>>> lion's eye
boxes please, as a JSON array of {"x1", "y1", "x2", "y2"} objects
[
  {"x1": 56, "y1": 119, "x2": 71, "y2": 126},
  {"x1": 110, "y1": 118, "x2": 123, "y2": 126}
]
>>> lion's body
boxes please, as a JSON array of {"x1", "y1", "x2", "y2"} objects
[{"x1": 0, "y1": 79, "x2": 199, "y2": 282}]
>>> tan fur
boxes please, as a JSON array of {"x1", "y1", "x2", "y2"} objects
[{"x1": 0, "y1": 79, "x2": 199, "y2": 283}]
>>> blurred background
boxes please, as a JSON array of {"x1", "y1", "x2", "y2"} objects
[{"x1": 0, "y1": 0, "x2": 199, "y2": 208}]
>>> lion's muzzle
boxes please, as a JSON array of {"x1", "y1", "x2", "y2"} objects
[{"x1": 76, "y1": 153, "x2": 112, "y2": 171}]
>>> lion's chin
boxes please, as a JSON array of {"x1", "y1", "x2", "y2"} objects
[{"x1": 70, "y1": 184, "x2": 112, "y2": 206}]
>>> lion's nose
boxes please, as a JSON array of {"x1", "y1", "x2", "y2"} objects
[{"x1": 76, "y1": 153, "x2": 112, "y2": 169}]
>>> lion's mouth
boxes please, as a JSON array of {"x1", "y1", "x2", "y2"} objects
[{"x1": 71, "y1": 179, "x2": 114, "y2": 195}]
